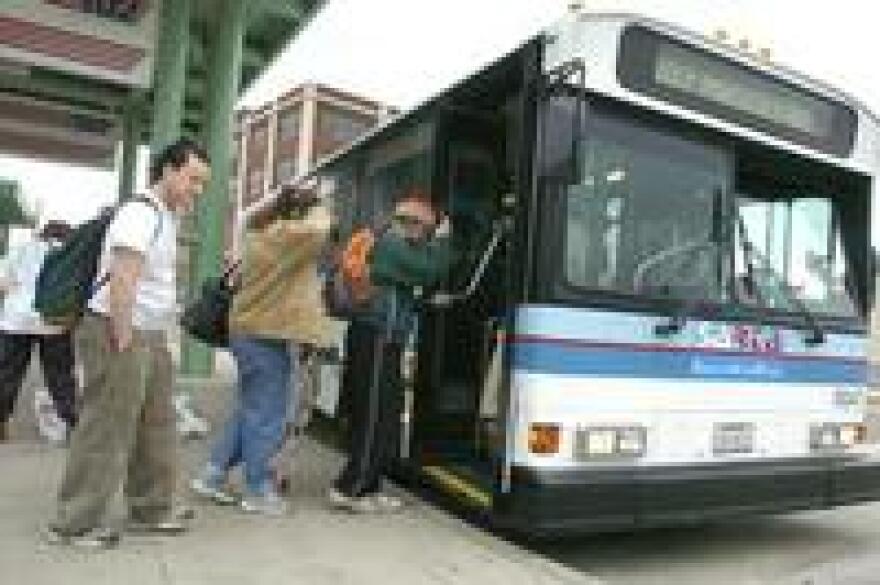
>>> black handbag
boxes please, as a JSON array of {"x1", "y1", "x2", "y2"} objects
[{"x1": 180, "y1": 263, "x2": 238, "y2": 347}]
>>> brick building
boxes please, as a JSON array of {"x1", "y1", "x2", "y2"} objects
[{"x1": 228, "y1": 83, "x2": 394, "y2": 248}]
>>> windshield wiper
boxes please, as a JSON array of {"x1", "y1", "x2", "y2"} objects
[
  {"x1": 735, "y1": 214, "x2": 825, "y2": 345},
  {"x1": 632, "y1": 239, "x2": 720, "y2": 336},
  {"x1": 633, "y1": 187, "x2": 727, "y2": 336}
]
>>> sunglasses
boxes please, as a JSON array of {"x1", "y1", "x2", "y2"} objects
[{"x1": 394, "y1": 214, "x2": 433, "y2": 229}]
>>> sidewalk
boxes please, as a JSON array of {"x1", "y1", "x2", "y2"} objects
[{"x1": 1, "y1": 369, "x2": 599, "y2": 585}]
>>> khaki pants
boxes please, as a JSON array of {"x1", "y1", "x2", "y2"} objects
[{"x1": 54, "y1": 314, "x2": 176, "y2": 534}]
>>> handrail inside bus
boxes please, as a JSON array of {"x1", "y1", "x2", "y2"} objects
[{"x1": 429, "y1": 219, "x2": 509, "y2": 308}]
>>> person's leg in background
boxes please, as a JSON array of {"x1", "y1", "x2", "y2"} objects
[
  {"x1": 37, "y1": 332, "x2": 78, "y2": 431},
  {"x1": 236, "y1": 336, "x2": 294, "y2": 516},
  {"x1": 270, "y1": 344, "x2": 305, "y2": 495},
  {"x1": 0, "y1": 333, "x2": 36, "y2": 441}
]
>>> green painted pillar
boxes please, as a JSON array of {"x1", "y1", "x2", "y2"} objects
[
  {"x1": 181, "y1": 0, "x2": 247, "y2": 376},
  {"x1": 118, "y1": 92, "x2": 141, "y2": 201},
  {"x1": 148, "y1": 0, "x2": 191, "y2": 386},
  {"x1": 150, "y1": 0, "x2": 192, "y2": 154}
]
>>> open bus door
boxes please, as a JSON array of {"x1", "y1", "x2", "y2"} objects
[
  {"x1": 408, "y1": 68, "x2": 537, "y2": 511},
  {"x1": 409, "y1": 111, "x2": 507, "y2": 509}
]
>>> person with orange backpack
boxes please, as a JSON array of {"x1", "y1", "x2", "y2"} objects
[{"x1": 328, "y1": 188, "x2": 452, "y2": 513}]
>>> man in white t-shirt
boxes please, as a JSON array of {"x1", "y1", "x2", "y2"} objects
[
  {"x1": 49, "y1": 139, "x2": 210, "y2": 549},
  {"x1": 0, "y1": 222, "x2": 77, "y2": 442}
]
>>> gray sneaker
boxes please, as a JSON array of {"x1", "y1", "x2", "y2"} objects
[
  {"x1": 240, "y1": 491, "x2": 288, "y2": 517},
  {"x1": 327, "y1": 487, "x2": 353, "y2": 509},
  {"x1": 44, "y1": 526, "x2": 120, "y2": 550},
  {"x1": 372, "y1": 493, "x2": 405, "y2": 513},
  {"x1": 327, "y1": 489, "x2": 378, "y2": 514},
  {"x1": 126, "y1": 517, "x2": 187, "y2": 535},
  {"x1": 190, "y1": 477, "x2": 237, "y2": 506}
]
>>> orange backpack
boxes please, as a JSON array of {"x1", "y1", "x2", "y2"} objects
[
  {"x1": 323, "y1": 226, "x2": 378, "y2": 318},
  {"x1": 340, "y1": 227, "x2": 376, "y2": 304}
]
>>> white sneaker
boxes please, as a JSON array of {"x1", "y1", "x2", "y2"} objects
[
  {"x1": 327, "y1": 488, "x2": 353, "y2": 509},
  {"x1": 327, "y1": 488, "x2": 378, "y2": 514},
  {"x1": 190, "y1": 477, "x2": 237, "y2": 506},
  {"x1": 34, "y1": 388, "x2": 68, "y2": 444},
  {"x1": 240, "y1": 491, "x2": 288, "y2": 517},
  {"x1": 372, "y1": 493, "x2": 405, "y2": 513},
  {"x1": 175, "y1": 395, "x2": 209, "y2": 439}
]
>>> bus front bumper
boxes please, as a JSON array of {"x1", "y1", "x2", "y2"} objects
[{"x1": 496, "y1": 454, "x2": 880, "y2": 536}]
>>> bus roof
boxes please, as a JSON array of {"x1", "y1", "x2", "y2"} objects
[{"x1": 307, "y1": 12, "x2": 877, "y2": 182}]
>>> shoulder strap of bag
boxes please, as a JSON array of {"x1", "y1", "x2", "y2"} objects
[
  {"x1": 126, "y1": 194, "x2": 163, "y2": 245},
  {"x1": 92, "y1": 195, "x2": 163, "y2": 293}
]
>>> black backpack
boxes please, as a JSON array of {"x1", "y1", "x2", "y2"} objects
[
  {"x1": 180, "y1": 261, "x2": 240, "y2": 348},
  {"x1": 34, "y1": 196, "x2": 160, "y2": 328}
]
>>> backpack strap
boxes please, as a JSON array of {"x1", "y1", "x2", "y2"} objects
[
  {"x1": 125, "y1": 194, "x2": 163, "y2": 246},
  {"x1": 92, "y1": 195, "x2": 164, "y2": 293}
]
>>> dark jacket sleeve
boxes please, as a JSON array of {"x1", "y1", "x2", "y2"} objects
[{"x1": 370, "y1": 233, "x2": 453, "y2": 289}]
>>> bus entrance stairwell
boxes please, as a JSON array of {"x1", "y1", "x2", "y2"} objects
[{"x1": 411, "y1": 108, "x2": 513, "y2": 506}]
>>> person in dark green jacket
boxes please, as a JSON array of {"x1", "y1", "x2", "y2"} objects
[{"x1": 330, "y1": 189, "x2": 451, "y2": 513}]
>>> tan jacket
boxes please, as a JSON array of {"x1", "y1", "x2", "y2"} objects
[{"x1": 229, "y1": 205, "x2": 334, "y2": 346}]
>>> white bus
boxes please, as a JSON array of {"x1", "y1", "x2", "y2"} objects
[{"x1": 316, "y1": 12, "x2": 880, "y2": 535}]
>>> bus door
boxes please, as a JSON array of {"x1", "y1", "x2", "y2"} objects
[{"x1": 411, "y1": 111, "x2": 510, "y2": 500}]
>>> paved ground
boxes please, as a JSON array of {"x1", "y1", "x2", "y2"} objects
[
  {"x1": 8, "y1": 349, "x2": 880, "y2": 585},
  {"x1": 529, "y1": 498, "x2": 880, "y2": 585},
  {"x1": 1, "y1": 352, "x2": 594, "y2": 585}
]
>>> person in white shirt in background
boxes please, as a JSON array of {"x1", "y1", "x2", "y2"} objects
[{"x1": 0, "y1": 221, "x2": 77, "y2": 443}]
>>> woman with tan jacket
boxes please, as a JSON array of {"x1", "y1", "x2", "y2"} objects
[{"x1": 191, "y1": 186, "x2": 334, "y2": 516}]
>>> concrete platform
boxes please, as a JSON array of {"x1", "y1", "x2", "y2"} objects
[
  {"x1": 0, "y1": 439, "x2": 598, "y2": 585},
  {"x1": 1, "y1": 355, "x2": 598, "y2": 585}
]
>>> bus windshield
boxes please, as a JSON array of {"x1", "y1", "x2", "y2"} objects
[{"x1": 558, "y1": 103, "x2": 864, "y2": 322}]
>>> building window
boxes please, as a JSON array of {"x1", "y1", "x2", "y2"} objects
[
  {"x1": 246, "y1": 170, "x2": 264, "y2": 206},
  {"x1": 246, "y1": 120, "x2": 269, "y2": 201},
  {"x1": 315, "y1": 104, "x2": 374, "y2": 162},
  {"x1": 278, "y1": 107, "x2": 300, "y2": 142},
  {"x1": 275, "y1": 106, "x2": 301, "y2": 186},
  {"x1": 276, "y1": 158, "x2": 297, "y2": 185}
]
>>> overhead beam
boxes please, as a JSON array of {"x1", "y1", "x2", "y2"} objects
[{"x1": 0, "y1": 71, "x2": 126, "y2": 115}]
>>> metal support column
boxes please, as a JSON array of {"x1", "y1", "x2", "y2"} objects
[
  {"x1": 150, "y1": 0, "x2": 192, "y2": 154},
  {"x1": 118, "y1": 92, "x2": 141, "y2": 201},
  {"x1": 181, "y1": 0, "x2": 247, "y2": 376},
  {"x1": 149, "y1": 0, "x2": 191, "y2": 392}
]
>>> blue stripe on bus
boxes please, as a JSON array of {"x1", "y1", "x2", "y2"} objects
[
  {"x1": 515, "y1": 305, "x2": 866, "y2": 360},
  {"x1": 511, "y1": 339, "x2": 867, "y2": 384}
]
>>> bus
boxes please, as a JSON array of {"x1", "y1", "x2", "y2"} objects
[{"x1": 314, "y1": 12, "x2": 880, "y2": 535}]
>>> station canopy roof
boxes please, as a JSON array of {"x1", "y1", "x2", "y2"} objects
[{"x1": 0, "y1": 0, "x2": 320, "y2": 167}]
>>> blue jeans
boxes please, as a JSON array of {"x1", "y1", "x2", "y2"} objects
[{"x1": 207, "y1": 336, "x2": 296, "y2": 496}]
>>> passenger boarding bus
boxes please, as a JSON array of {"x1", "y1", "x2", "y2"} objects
[{"x1": 315, "y1": 13, "x2": 880, "y2": 535}]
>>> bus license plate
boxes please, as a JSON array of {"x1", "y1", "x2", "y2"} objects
[{"x1": 713, "y1": 422, "x2": 755, "y2": 455}]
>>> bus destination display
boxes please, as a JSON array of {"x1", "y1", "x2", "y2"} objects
[{"x1": 617, "y1": 26, "x2": 856, "y2": 157}]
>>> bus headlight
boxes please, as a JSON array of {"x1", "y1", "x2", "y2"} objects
[
  {"x1": 575, "y1": 426, "x2": 646, "y2": 458},
  {"x1": 810, "y1": 423, "x2": 867, "y2": 450}
]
